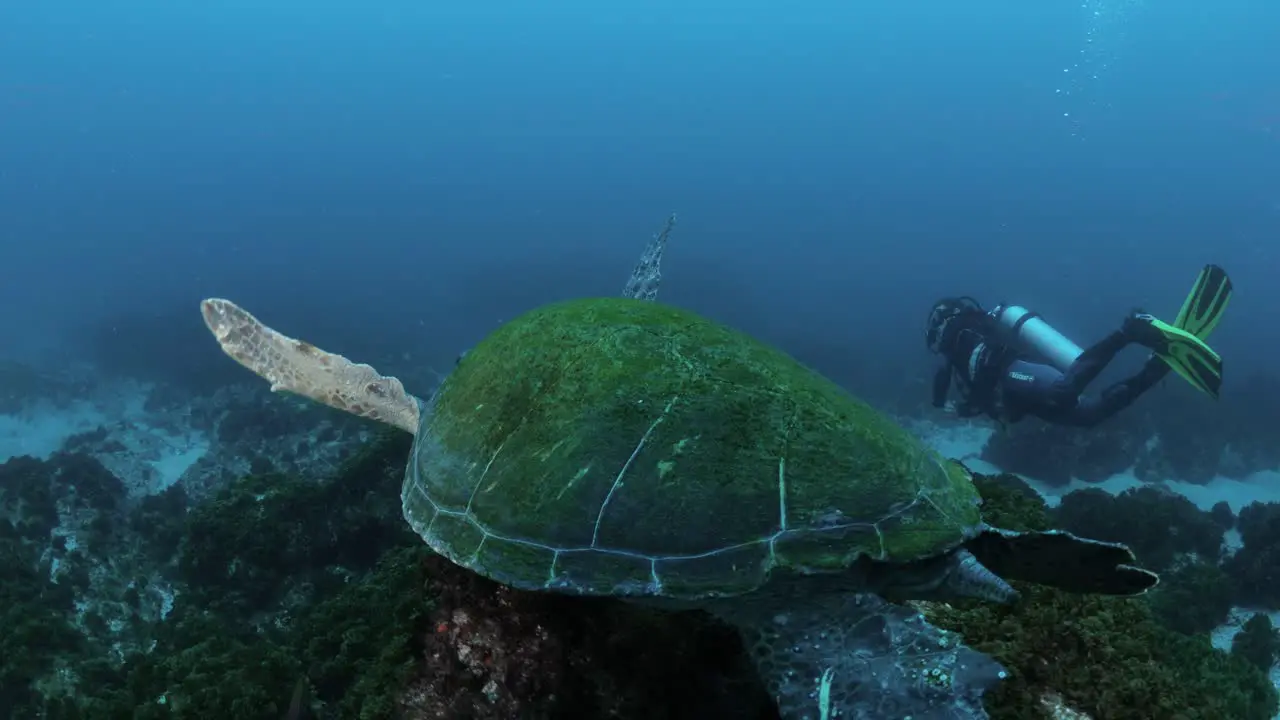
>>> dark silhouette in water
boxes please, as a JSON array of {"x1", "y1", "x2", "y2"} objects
[{"x1": 924, "y1": 264, "x2": 1232, "y2": 428}]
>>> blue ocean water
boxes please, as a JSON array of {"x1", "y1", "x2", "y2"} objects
[
  {"x1": 3, "y1": 1, "x2": 1280, "y2": 718},
  {"x1": 2, "y1": 0, "x2": 1276, "y2": 388}
]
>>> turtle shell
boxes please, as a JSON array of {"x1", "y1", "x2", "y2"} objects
[{"x1": 400, "y1": 298, "x2": 983, "y2": 599}]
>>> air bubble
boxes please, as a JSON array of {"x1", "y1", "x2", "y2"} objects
[{"x1": 1055, "y1": 0, "x2": 1146, "y2": 138}]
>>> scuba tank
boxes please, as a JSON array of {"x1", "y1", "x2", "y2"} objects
[{"x1": 988, "y1": 304, "x2": 1083, "y2": 373}]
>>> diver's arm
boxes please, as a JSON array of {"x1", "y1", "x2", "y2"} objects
[{"x1": 931, "y1": 365, "x2": 951, "y2": 408}]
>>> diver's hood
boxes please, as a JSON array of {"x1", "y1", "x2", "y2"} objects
[{"x1": 925, "y1": 296, "x2": 985, "y2": 353}]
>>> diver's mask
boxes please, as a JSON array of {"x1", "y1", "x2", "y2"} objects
[{"x1": 924, "y1": 296, "x2": 984, "y2": 354}]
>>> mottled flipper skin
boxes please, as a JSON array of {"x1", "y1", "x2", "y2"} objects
[
  {"x1": 622, "y1": 213, "x2": 676, "y2": 302},
  {"x1": 198, "y1": 215, "x2": 678, "y2": 435},
  {"x1": 967, "y1": 528, "x2": 1158, "y2": 596},
  {"x1": 200, "y1": 298, "x2": 420, "y2": 433}
]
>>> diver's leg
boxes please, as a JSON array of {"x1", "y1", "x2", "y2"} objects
[
  {"x1": 1055, "y1": 330, "x2": 1130, "y2": 395},
  {"x1": 998, "y1": 360, "x2": 1077, "y2": 419},
  {"x1": 1055, "y1": 356, "x2": 1172, "y2": 427},
  {"x1": 1057, "y1": 313, "x2": 1176, "y2": 397}
]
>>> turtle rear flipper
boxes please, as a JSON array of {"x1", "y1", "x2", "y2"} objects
[
  {"x1": 622, "y1": 213, "x2": 676, "y2": 301},
  {"x1": 200, "y1": 298, "x2": 421, "y2": 434},
  {"x1": 967, "y1": 528, "x2": 1159, "y2": 596}
]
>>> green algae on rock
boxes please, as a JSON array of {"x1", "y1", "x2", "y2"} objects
[{"x1": 926, "y1": 473, "x2": 1279, "y2": 720}]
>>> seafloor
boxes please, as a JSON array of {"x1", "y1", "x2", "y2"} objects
[{"x1": 4, "y1": 359, "x2": 1280, "y2": 720}]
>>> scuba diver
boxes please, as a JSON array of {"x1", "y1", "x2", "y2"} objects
[{"x1": 925, "y1": 264, "x2": 1232, "y2": 428}]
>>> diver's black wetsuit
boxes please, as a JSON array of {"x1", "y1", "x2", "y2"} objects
[{"x1": 931, "y1": 312, "x2": 1171, "y2": 428}]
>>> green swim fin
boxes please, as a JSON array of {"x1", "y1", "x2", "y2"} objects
[
  {"x1": 1146, "y1": 315, "x2": 1224, "y2": 400},
  {"x1": 1173, "y1": 264, "x2": 1232, "y2": 340}
]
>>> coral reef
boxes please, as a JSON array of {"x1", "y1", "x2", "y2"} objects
[
  {"x1": 1232, "y1": 613, "x2": 1280, "y2": 674},
  {"x1": 1052, "y1": 486, "x2": 1224, "y2": 573},
  {"x1": 1223, "y1": 501, "x2": 1280, "y2": 608},
  {"x1": 1144, "y1": 560, "x2": 1234, "y2": 636},
  {"x1": 4, "y1": 401, "x2": 1277, "y2": 720},
  {"x1": 1052, "y1": 486, "x2": 1235, "y2": 635},
  {"x1": 1210, "y1": 500, "x2": 1236, "y2": 530},
  {"x1": 0, "y1": 432, "x2": 421, "y2": 718},
  {"x1": 0, "y1": 450, "x2": 138, "y2": 714},
  {"x1": 64, "y1": 383, "x2": 374, "y2": 503},
  {"x1": 1, "y1": 431, "x2": 771, "y2": 719},
  {"x1": 965, "y1": 371, "x2": 1280, "y2": 486},
  {"x1": 924, "y1": 472, "x2": 1278, "y2": 720}
]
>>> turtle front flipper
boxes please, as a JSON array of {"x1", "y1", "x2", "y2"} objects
[
  {"x1": 622, "y1": 213, "x2": 676, "y2": 301},
  {"x1": 200, "y1": 298, "x2": 421, "y2": 435},
  {"x1": 709, "y1": 589, "x2": 1005, "y2": 719},
  {"x1": 966, "y1": 527, "x2": 1159, "y2": 596}
]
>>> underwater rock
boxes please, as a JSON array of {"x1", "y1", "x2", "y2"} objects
[
  {"x1": 0, "y1": 451, "x2": 126, "y2": 526},
  {"x1": 0, "y1": 451, "x2": 168, "y2": 713},
  {"x1": 38, "y1": 377, "x2": 373, "y2": 503},
  {"x1": 1052, "y1": 485, "x2": 1224, "y2": 573},
  {"x1": 1232, "y1": 613, "x2": 1280, "y2": 674},
  {"x1": 62, "y1": 416, "x2": 205, "y2": 497},
  {"x1": 1211, "y1": 500, "x2": 1237, "y2": 530},
  {"x1": 969, "y1": 472, "x2": 1054, "y2": 530},
  {"x1": 1134, "y1": 434, "x2": 1223, "y2": 486},
  {"x1": 1037, "y1": 693, "x2": 1092, "y2": 719},
  {"x1": 979, "y1": 421, "x2": 1137, "y2": 487},
  {"x1": 173, "y1": 385, "x2": 372, "y2": 503},
  {"x1": 399, "y1": 553, "x2": 772, "y2": 719},
  {"x1": 1132, "y1": 387, "x2": 1232, "y2": 485},
  {"x1": 1145, "y1": 560, "x2": 1234, "y2": 636},
  {"x1": 1222, "y1": 501, "x2": 1280, "y2": 608},
  {"x1": 17, "y1": 429, "x2": 773, "y2": 719},
  {"x1": 925, "y1": 472, "x2": 1278, "y2": 720},
  {"x1": 1114, "y1": 373, "x2": 1280, "y2": 485},
  {"x1": 963, "y1": 369, "x2": 1280, "y2": 486},
  {"x1": 0, "y1": 359, "x2": 91, "y2": 415},
  {"x1": 7, "y1": 423, "x2": 1275, "y2": 720},
  {"x1": 1215, "y1": 374, "x2": 1280, "y2": 480}
]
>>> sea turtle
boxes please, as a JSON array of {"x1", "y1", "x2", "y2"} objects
[{"x1": 199, "y1": 220, "x2": 1157, "y2": 719}]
